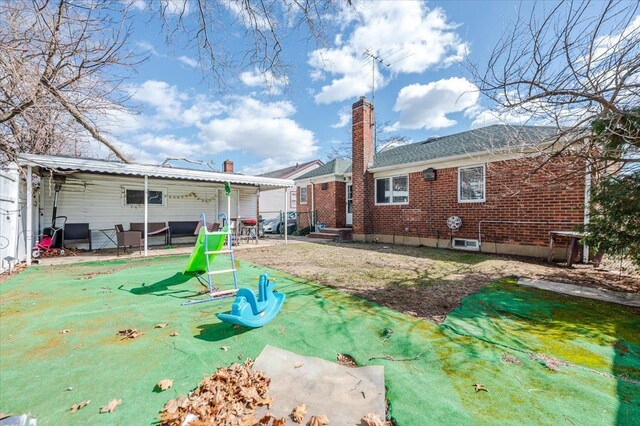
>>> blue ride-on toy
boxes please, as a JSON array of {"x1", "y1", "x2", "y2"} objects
[{"x1": 217, "y1": 274, "x2": 285, "y2": 328}]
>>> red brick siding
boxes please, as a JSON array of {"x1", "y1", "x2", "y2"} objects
[
  {"x1": 369, "y1": 158, "x2": 585, "y2": 247},
  {"x1": 352, "y1": 97, "x2": 375, "y2": 235},
  {"x1": 296, "y1": 182, "x2": 347, "y2": 229}
]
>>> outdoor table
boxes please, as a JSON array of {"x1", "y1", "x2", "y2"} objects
[{"x1": 95, "y1": 228, "x2": 117, "y2": 250}]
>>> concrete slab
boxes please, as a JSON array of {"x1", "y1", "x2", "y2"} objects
[
  {"x1": 517, "y1": 278, "x2": 640, "y2": 307},
  {"x1": 253, "y1": 345, "x2": 386, "y2": 425}
]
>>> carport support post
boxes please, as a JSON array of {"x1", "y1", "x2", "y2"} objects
[
  {"x1": 144, "y1": 175, "x2": 148, "y2": 257},
  {"x1": 284, "y1": 187, "x2": 288, "y2": 244},
  {"x1": 26, "y1": 165, "x2": 32, "y2": 266}
]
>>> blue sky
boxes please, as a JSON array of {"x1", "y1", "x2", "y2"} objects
[{"x1": 108, "y1": 0, "x2": 531, "y2": 173}]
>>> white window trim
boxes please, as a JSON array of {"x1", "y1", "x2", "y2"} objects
[
  {"x1": 123, "y1": 187, "x2": 167, "y2": 207},
  {"x1": 374, "y1": 174, "x2": 410, "y2": 206},
  {"x1": 299, "y1": 186, "x2": 308, "y2": 204},
  {"x1": 458, "y1": 164, "x2": 486, "y2": 203}
]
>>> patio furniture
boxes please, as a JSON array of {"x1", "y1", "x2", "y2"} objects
[
  {"x1": 96, "y1": 228, "x2": 117, "y2": 249},
  {"x1": 115, "y1": 224, "x2": 142, "y2": 256},
  {"x1": 63, "y1": 223, "x2": 91, "y2": 251},
  {"x1": 193, "y1": 220, "x2": 220, "y2": 235},
  {"x1": 130, "y1": 222, "x2": 171, "y2": 246},
  {"x1": 239, "y1": 218, "x2": 259, "y2": 244},
  {"x1": 168, "y1": 221, "x2": 200, "y2": 244}
]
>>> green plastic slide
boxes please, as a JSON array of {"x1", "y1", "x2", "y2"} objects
[{"x1": 183, "y1": 226, "x2": 228, "y2": 274}]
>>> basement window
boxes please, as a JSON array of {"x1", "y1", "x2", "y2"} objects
[
  {"x1": 458, "y1": 165, "x2": 485, "y2": 203},
  {"x1": 299, "y1": 186, "x2": 307, "y2": 204},
  {"x1": 124, "y1": 188, "x2": 165, "y2": 206},
  {"x1": 375, "y1": 175, "x2": 409, "y2": 205},
  {"x1": 452, "y1": 238, "x2": 480, "y2": 251}
]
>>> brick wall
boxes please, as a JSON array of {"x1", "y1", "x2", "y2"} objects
[
  {"x1": 368, "y1": 157, "x2": 586, "y2": 248},
  {"x1": 296, "y1": 181, "x2": 347, "y2": 229}
]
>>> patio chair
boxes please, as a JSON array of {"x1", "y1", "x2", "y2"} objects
[
  {"x1": 63, "y1": 223, "x2": 92, "y2": 251},
  {"x1": 115, "y1": 224, "x2": 142, "y2": 256},
  {"x1": 130, "y1": 222, "x2": 171, "y2": 246}
]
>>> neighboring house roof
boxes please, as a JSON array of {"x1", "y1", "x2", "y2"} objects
[
  {"x1": 372, "y1": 125, "x2": 558, "y2": 169},
  {"x1": 296, "y1": 158, "x2": 352, "y2": 180},
  {"x1": 18, "y1": 154, "x2": 293, "y2": 189},
  {"x1": 258, "y1": 159, "x2": 323, "y2": 179}
]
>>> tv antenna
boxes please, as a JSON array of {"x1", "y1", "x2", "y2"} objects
[{"x1": 362, "y1": 50, "x2": 390, "y2": 152}]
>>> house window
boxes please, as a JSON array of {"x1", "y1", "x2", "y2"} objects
[
  {"x1": 125, "y1": 188, "x2": 164, "y2": 206},
  {"x1": 375, "y1": 175, "x2": 409, "y2": 205},
  {"x1": 290, "y1": 190, "x2": 297, "y2": 209},
  {"x1": 458, "y1": 165, "x2": 485, "y2": 203},
  {"x1": 299, "y1": 186, "x2": 308, "y2": 204}
]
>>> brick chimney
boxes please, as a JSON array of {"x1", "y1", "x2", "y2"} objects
[
  {"x1": 351, "y1": 96, "x2": 374, "y2": 239},
  {"x1": 223, "y1": 159, "x2": 234, "y2": 173}
]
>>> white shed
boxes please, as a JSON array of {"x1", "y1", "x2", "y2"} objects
[{"x1": 13, "y1": 154, "x2": 293, "y2": 264}]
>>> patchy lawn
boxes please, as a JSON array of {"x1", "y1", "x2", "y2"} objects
[{"x1": 237, "y1": 241, "x2": 640, "y2": 322}]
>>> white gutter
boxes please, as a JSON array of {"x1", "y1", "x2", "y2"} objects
[
  {"x1": 26, "y1": 165, "x2": 32, "y2": 266},
  {"x1": 144, "y1": 175, "x2": 148, "y2": 257}
]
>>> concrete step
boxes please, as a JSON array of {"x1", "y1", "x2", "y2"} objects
[{"x1": 308, "y1": 232, "x2": 337, "y2": 240}]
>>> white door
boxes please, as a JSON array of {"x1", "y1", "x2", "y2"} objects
[{"x1": 346, "y1": 183, "x2": 352, "y2": 225}]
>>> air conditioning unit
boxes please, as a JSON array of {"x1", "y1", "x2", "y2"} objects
[{"x1": 452, "y1": 238, "x2": 480, "y2": 251}]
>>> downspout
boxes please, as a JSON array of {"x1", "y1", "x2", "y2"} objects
[
  {"x1": 144, "y1": 175, "x2": 148, "y2": 257},
  {"x1": 310, "y1": 180, "x2": 315, "y2": 228},
  {"x1": 583, "y1": 164, "x2": 591, "y2": 263},
  {"x1": 26, "y1": 165, "x2": 33, "y2": 266}
]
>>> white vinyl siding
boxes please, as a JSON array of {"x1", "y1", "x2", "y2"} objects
[
  {"x1": 375, "y1": 175, "x2": 409, "y2": 205},
  {"x1": 40, "y1": 173, "x2": 257, "y2": 250},
  {"x1": 458, "y1": 165, "x2": 485, "y2": 203}
]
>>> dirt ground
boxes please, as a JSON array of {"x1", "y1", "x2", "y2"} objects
[{"x1": 237, "y1": 240, "x2": 640, "y2": 322}]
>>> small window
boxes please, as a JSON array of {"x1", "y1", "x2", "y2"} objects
[
  {"x1": 458, "y1": 165, "x2": 485, "y2": 203},
  {"x1": 299, "y1": 186, "x2": 308, "y2": 204},
  {"x1": 125, "y1": 189, "x2": 164, "y2": 206},
  {"x1": 290, "y1": 190, "x2": 297, "y2": 209},
  {"x1": 375, "y1": 175, "x2": 409, "y2": 205}
]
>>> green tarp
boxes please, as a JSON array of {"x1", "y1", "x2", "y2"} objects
[{"x1": 0, "y1": 255, "x2": 638, "y2": 425}]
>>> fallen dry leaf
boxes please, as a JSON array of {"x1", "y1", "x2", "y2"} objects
[
  {"x1": 361, "y1": 412, "x2": 384, "y2": 426},
  {"x1": 169, "y1": 331, "x2": 179, "y2": 337},
  {"x1": 221, "y1": 346, "x2": 230, "y2": 351},
  {"x1": 154, "y1": 323, "x2": 168, "y2": 329},
  {"x1": 100, "y1": 399, "x2": 122, "y2": 413},
  {"x1": 156, "y1": 379, "x2": 173, "y2": 391},
  {"x1": 272, "y1": 418, "x2": 286, "y2": 426},
  {"x1": 294, "y1": 362, "x2": 303, "y2": 369},
  {"x1": 307, "y1": 415, "x2": 329, "y2": 426},
  {"x1": 159, "y1": 359, "x2": 272, "y2": 425},
  {"x1": 69, "y1": 400, "x2": 90, "y2": 413},
  {"x1": 117, "y1": 328, "x2": 142, "y2": 339},
  {"x1": 473, "y1": 383, "x2": 488, "y2": 393},
  {"x1": 291, "y1": 403, "x2": 307, "y2": 423},
  {"x1": 59, "y1": 329, "x2": 71, "y2": 334}
]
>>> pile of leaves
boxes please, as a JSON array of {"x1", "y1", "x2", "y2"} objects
[{"x1": 160, "y1": 359, "x2": 281, "y2": 425}]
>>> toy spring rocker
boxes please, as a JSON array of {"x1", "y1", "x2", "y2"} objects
[{"x1": 217, "y1": 274, "x2": 285, "y2": 328}]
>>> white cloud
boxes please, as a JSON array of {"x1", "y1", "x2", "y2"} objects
[
  {"x1": 198, "y1": 97, "x2": 318, "y2": 162},
  {"x1": 239, "y1": 69, "x2": 288, "y2": 95},
  {"x1": 392, "y1": 77, "x2": 479, "y2": 130},
  {"x1": 309, "y1": 2, "x2": 468, "y2": 104},
  {"x1": 137, "y1": 133, "x2": 200, "y2": 158},
  {"x1": 160, "y1": 0, "x2": 189, "y2": 15},
  {"x1": 178, "y1": 55, "x2": 198, "y2": 68},
  {"x1": 331, "y1": 106, "x2": 351, "y2": 128},
  {"x1": 136, "y1": 41, "x2": 162, "y2": 57}
]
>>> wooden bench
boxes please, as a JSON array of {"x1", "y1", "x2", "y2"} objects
[{"x1": 130, "y1": 222, "x2": 171, "y2": 246}]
